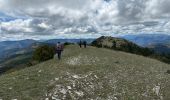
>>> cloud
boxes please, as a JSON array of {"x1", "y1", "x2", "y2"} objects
[
  {"x1": 145, "y1": 0, "x2": 170, "y2": 18},
  {"x1": 1, "y1": 19, "x2": 32, "y2": 33},
  {"x1": 1, "y1": 0, "x2": 170, "y2": 40}
]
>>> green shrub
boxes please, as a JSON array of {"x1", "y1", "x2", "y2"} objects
[
  {"x1": 64, "y1": 42, "x2": 73, "y2": 46},
  {"x1": 91, "y1": 40, "x2": 102, "y2": 48},
  {"x1": 33, "y1": 45, "x2": 55, "y2": 62}
]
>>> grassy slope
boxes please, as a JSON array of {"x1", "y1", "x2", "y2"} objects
[
  {"x1": 0, "y1": 53, "x2": 32, "y2": 74},
  {"x1": 0, "y1": 45, "x2": 169, "y2": 100}
]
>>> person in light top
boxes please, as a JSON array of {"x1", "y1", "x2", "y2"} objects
[{"x1": 55, "y1": 42, "x2": 64, "y2": 60}]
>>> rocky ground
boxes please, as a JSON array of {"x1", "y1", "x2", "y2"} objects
[{"x1": 0, "y1": 45, "x2": 169, "y2": 100}]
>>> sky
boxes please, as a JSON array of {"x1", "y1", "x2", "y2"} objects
[{"x1": 1, "y1": 0, "x2": 170, "y2": 41}]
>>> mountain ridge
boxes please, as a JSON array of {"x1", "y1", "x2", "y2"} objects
[{"x1": 0, "y1": 45, "x2": 169, "y2": 99}]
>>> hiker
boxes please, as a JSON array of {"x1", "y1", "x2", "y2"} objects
[
  {"x1": 79, "y1": 40, "x2": 82, "y2": 48},
  {"x1": 83, "y1": 41, "x2": 87, "y2": 48},
  {"x1": 56, "y1": 42, "x2": 64, "y2": 60},
  {"x1": 113, "y1": 41, "x2": 116, "y2": 48}
]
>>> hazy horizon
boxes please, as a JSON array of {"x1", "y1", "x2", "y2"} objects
[{"x1": 1, "y1": 33, "x2": 170, "y2": 42}]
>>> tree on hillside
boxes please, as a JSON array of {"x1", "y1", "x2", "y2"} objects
[{"x1": 33, "y1": 45, "x2": 55, "y2": 62}]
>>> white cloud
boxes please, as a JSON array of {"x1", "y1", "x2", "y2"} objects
[
  {"x1": 1, "y1": 19, "x2": 33, "y2": 33},
  {"x1": 145, "y1": 0, "x2": 170, "y2": 18},
  {"x1": 1, "y1": 0, "x2": 170, "y2": 40}
]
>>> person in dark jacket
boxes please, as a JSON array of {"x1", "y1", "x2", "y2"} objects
[
  {"x1": 83, "y1": 41, "x2": 87, "y2": 48},
  {"x1": 79, "y1": 40, "x2": 82, "y2": 48},
  {"x1": 56, "y1": 42, "x2": 64, "y2": 60}
]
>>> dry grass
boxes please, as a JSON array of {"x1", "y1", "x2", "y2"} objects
[{"x1": 0, "y1": 45, "x2": 169, "y2": 100}]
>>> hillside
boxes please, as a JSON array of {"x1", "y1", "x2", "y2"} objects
[
  {"x1": 121, "y1": 34, "x2": 170, "y2": 54},
  {"x1": 0, "y1": 45, "x2": 169, "y2": 99},
  {"x1": 0, "y1": 39, "x2": 36, "y2": 59},
  {"x1": 147, "y1": 43, "x2": 170, "y2": 54},
  {"x1": 92, "y1": 36, "x2": 153, "y2": 56},
  {"x1": 121, "y1": 34, "x2": 170, "y2": 47},
  {"x1": 0, "y1": 52, "x2": 32, "y2": 74}
]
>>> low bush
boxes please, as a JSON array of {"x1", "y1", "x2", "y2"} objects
[{"x1": 33, "y1": 45, "x2": 55, "y2": 62}]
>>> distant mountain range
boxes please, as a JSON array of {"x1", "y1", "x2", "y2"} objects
[
  {"x1": 0, "y1": 39, "x2": 94, "y2": 61},
  {"x1": 0, "y1": 39, "x2": 36, "y2": 52},
  {"x1": 120, "y1": 34, "x2": 170, "y2": 54},
  {"x1": 45, "y1": 39, "x2": 94, "y2": 44},
  {"x1": 0, "y1": 34, "x2": 170, "y2": 63},
  {"x1": 0, "y1": 39, "x2": 36, "y2": 59},
  {"x1": 120, "y1": 34, "x2": 170, "y2": 46}
]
